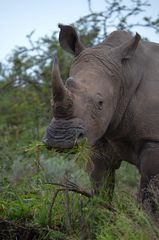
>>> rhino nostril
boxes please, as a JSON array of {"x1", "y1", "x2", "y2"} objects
[
  {"x1": 43, "y1": 137, "x2": 51, "y2": 146},
  {"x1": 77, "y1": 132, "x2": 84, "y2": 139},
  {"x1": 43, "y1": 138, "x2": 52, "y2": 150}
]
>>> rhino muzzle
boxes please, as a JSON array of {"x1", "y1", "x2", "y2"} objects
[{"x1": 43, "y1": 119, "x2": 85, "y2": 149}]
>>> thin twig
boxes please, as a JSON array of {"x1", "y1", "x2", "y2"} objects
[
  {"x1": 48, "y1": 189, "x2": 62, "y2": 227},
  {"x1": 64, "y1": 189, "x2": 72, "y2": 232}
]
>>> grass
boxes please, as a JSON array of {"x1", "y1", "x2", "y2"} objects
[{"x1": 0, "y1": 141, "x2": 159, "y2": 239}]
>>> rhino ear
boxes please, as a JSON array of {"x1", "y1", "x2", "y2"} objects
[
  {"x1": 116, "y1": 33, "x2": 141, "y2": 61},
  {"x1": 58, "y1": 24, "x2": 84, "y2": 56}
]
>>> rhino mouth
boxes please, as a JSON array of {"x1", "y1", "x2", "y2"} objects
[{"x1": 43, "y1": 119, "x2": 85, "y2": 150}]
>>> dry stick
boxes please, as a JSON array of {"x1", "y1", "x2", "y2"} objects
[
  {"x1": 64, "y1": 188, "x2": 72, "y2": 232},
  {"x1": 47, "y1": 186, "x2": 91, "y2": 228},
  {"x1": 79, "y1": 197, "x2": 90, "y2": 240},
  {"x1": 48, "y1": 181, "x2": 117, "y2": 212},
  {"x1": 48, "y1": 189, "x2": 62, "y2": 228},
  {"x1": 63, "y1": 175, "x2": 72, "y2": 232},
  {"x1": 47, "y1": 180, "x2": 117, "y2": 227},
  {"x1": 47, "y1": 181, "x2": 92, "y2": 198},
  {"x1": 47, "y1": 181, "x2": 92, "y2": 228}
]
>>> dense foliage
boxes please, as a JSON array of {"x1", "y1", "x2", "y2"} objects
[{"x1": 0, "y1": 0, "x2": 159, "y2": 239}]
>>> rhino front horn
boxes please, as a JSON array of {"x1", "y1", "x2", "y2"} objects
[{"x1": 52, "y1": 53, "x2": 66, "y2": 101}]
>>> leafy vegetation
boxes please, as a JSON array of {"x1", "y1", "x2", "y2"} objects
[
  {"x1": 1, "y1": 147, "x2": 159, "y2": 239},
  {"x1": 0, "y1": 0, "x2": 159, "y2": 239}
]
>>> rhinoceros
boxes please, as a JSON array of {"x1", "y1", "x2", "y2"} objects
[{"x1": 43, "y1": 24, "x2": 159, "y2": 209}]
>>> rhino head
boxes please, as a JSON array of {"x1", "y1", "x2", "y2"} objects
[{"x1": 43, "y1": 24, "x2": 140, "y2": 149}]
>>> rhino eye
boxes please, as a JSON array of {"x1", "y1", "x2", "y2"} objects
[
  {"x1": 95, "y1": 94, "x2": 103, "y2": 110},
  {"x1": 98, "y1": 100, "x2": 103, "y2": 110}
]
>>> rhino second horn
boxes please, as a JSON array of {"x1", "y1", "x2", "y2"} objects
[{"x1": 52, "y1": 53, "x2": 66, "y2": 101}]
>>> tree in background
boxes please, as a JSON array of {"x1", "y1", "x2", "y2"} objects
[{"x1": 85, "y1": 0, "x2": 159, "y2": 41}]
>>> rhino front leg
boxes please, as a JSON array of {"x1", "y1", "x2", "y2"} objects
[
  {"x1": 89, "y1": 158, "x2": 115, "y2": 201},
  {"x1": 139, "y1": 141, "x2": 159, "y2": 212},
  {"x1": 88, "y1": 140, "x2": 121, "y2": 202}
]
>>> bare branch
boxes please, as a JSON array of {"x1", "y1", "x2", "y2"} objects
[
  {"x1": 87, "y1": 0, "x2": 93, "y2": 13},
  {"x1": 47, "y1": 180, "x2": 92, "y2": 198},
  {"x1": 48, "y1": 189, "x2": 62, "y2": 227}
]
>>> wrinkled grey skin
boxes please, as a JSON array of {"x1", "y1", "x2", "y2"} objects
[{"x1": 43, "y1": 24, "x2": 159, "y2": 210}]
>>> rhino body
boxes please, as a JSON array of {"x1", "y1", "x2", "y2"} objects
[{"x1": 43, "y1": 25, "x2": 159, "y2": 209}]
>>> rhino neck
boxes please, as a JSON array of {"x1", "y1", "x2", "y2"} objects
[{"x1": 106, "y1": 48, "x2": 145, "y2": 139}]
